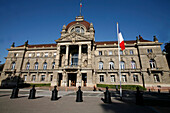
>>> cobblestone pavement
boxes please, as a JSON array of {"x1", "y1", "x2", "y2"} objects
[{"x1": 0, "y1": 89, "x2": 170, "y2": 113}]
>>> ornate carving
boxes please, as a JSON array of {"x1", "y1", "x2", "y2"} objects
[{"x1": 147, "y1": 53, "x2": 156, "y2": 59}]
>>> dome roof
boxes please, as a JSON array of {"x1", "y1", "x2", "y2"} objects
[{"x1": 66, "y1": 20, "x2": 90, "y2": 31}]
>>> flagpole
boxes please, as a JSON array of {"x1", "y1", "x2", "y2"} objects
[
  {"x1": 80, "y1": 0, "x2": 82, "y2": 16},
  {"x1": 117, "y1": 22, "x2": 122, "y2": 100}
]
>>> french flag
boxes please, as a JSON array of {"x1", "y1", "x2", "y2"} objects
[
  {"x1": 80, "y1": 3, "x2": 82, "y2": 7},
  {"x1": 117, "y1": 24, "x2": 125, "y2": 51}
]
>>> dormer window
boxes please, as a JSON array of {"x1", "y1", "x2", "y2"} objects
[{"x1": 70, "y1": 26, "x2": 84, "y2": 34}]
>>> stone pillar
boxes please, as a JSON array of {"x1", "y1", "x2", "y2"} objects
[
  {"x1": 86, "y1": 70, "x2": 93, "y2": 87},
  {"x1": 61, "y1": 70, "x2": 67, "y2": 86},
  {"x1": 51, "y1": 71, "x2": 58, "y2": 86},
  {"x1": 65, "y1": 45, "x2": 69, "y2": 66},
  {"x1": 78, "y1": 44, "x2": 82, "y2": 66},
  {"x1": 76, "y1": 70, "x2": 82, "y2": 87},
  {"x1": 87, "y1": 44, "x2": 92, "y2": 67},
  {"x1": 56, "y1": 45, "x2": 60, "y2": 68}
]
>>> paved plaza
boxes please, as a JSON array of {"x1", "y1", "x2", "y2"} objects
[{"x1": 0, "y1": 88, "x2": 170, "y2": 113}]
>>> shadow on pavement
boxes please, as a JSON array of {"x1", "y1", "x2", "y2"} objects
[{"x1": 0, "y1": 94, "x2": 10, "y2": 97}]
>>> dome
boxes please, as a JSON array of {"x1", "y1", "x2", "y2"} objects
[{"x1": 66, "y1": 20, "x2": 90, "y2": 31}]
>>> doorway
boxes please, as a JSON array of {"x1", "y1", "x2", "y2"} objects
[
  {"x1": 67, "y1": 73, "x2": 77, "y2": 87},
  {"x1": 82, "y1": 73, "x2": 87, "y2": 87},
  {"x1": 58, "y1": 73, "x2": 62, "y2": 86}
]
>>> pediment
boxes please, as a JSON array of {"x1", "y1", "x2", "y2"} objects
[{"x1": 57, "y1": 32, "x2": 91, "y2": 42}]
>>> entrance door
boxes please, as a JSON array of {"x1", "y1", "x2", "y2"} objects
[
  {"x1": 67, "y1": 73, "x2": 77, "y2": 87},
  {"x1": 82, "y1": 73, "x2": 87, "y2": 87},
  {"x1": 58, "y1": 73, "x2": 62, "y2": 86}
]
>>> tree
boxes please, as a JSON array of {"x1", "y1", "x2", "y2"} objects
[{"x1": 163, "y1": 42, "x2": 170, "y2": 68}]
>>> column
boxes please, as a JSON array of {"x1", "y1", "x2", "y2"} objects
[
  {"x1": 65, "y1": 45, "x2": 69, "y2": 66},
  {"x1": 76, "y1": 70, "x2": 82, "y2": 87},
  {"x1": 88, "y1": 44, "x2": 92, "y2": 66},
  {"x1": 61, "y1": 70, "x2": 67, "y2": 86},
  {"x1": 56, "y1": 45, "x2": 60, "y2": 68},
  {"x1": 78, "y1": 44, "x2": 82, "y2": 66},
  {"x1": 51, "y1": 71, "x2": 58, "y2": 86}
]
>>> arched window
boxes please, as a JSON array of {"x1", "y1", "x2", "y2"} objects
[
  {"x1": 71, "y1": 26, "x2": 84, "y2": 34},
  {"x1": 26, "y1": 62, "x2": 30, "y2": 70},
  {"x1": 52, "y1": 62, "x2": 55, "y2": 69},
  {"x1": 109, "y1": 61, "x2": 114, "y2": 69},
  {"x1": 43, "y1": 62, "x2": 47, "y2": 70},
  {"x1": 34, "y1": 62, "x2": 38, "y2": 70},
  {"x1": 99, "y1": 62, "x2": 103, "y2": 69},
  {"x1": 131, "y1": 61, "x2": 136, "y2": 69},
  {"x1": 120, "y1": 61, "x2": 125, "y2": 69},
  {"x1": 150, "y1": 59, "x2": 156, "y2": 69},
  {"x1": 11, "y1": 62, "x2": 16, "y2": 70}
]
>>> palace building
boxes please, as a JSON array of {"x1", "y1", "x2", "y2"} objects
[{"x1": 0, "y1": 16, "x2": 169, "y2": 88}]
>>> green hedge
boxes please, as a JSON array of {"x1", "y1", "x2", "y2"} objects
[
  {"x1": 97, "y1": 84, "x2": 146, "y2": 91},
  {"x1": 29, "y1": 83, "x2": 51, "y2": 87}
]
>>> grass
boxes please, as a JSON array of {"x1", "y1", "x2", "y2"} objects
[
  {"x1": 29, "y1": 83, "x2": 51, "y2": 87},
  {"x1": 97, "y1": 84, "x2": 146, "y2": 91}
]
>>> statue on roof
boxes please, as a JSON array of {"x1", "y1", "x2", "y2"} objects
[
  {"x1": 153, "y1": 36, "x2": 158, "y2": 42},
  {"x1": 25, "y1": 40, "x2": 28, "y2": 47},
  {"x1": 11, "y1": 42, "x2": 15, "y2": 47}
]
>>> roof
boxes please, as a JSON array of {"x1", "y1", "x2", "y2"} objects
[
  {"x1": 66, "y1": 20, "x2": 90, "y2": 30},
  {"x1": 17, "y1": 44, "x2": 57, "y2": 48},
  {"x1": 95, "y1": 40, "x2": 152, "y2": 45},
  {"x1": 15, "y1": 40, "x2": 152, "y2": 48}
]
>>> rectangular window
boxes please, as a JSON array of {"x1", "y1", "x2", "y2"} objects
[
  {"x1": 28, "y1": 53, "x2": 32, "y2": 57},
  {"x1": 109, "y1": 50, "x2": 113, "y2": 55},
  {"x1": 133, "y1": 75, "x2": 138, "y2": 82},
  {"x1": 50, "y1": 75, "x2": 53, "y2": 81},
  {"x1": 130, "y1": 50, "x2": 134, "y2": 55},
  {"x1": 41, "y1": 75, "x2": 45, "y2": 81},
  {"x1": 100, "y1": 75, "x2": 104, "y2": 82},
  {"x1": 110, "y1": 75, "x2": 115, "y2": 82},
  {"x1": 154, "y1": 74, "x2": 160, "y2": 82},
  {"x1": 37, "y1": 53, "x2": 40, "y2": 57},
  {"x1": 14, "y1": 53, "x2": 18, "y2": 57},
  {"x1": 24, "y1": 75, "x2": 27, "y2": 81},
  {"x1": 32, "y1": 75, "x2": 36, "y2": 82},
  {"x1": 122, "y1": 75, "x2": 127, "y2": 82},
  {"x1": 147, "y1": 49, "x2": 152, "y2": 53},
  {"x1": 99, "y1": 51, "x2": 102, "y2": 55},
  {"x1": 45, "y1": 53, "x2": 48, "y2": 57},
  {"x1": 53, "y1": 53, "x2": 56, "y2": 57}
]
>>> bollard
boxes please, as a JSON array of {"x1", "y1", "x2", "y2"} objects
[
  {"x1": 10, "y1": 85, "x2": 19, "y2": 99},
  {"x1": 136, "y1": 86, "x2": 143, "y2": 105},
  {"x1": 149, "y1": 89, "x2": 151, "y2": 92},
  {"x1": 76, "y1": 86, "x2": 83, "y2": 102},
  {"x1": 104, "y1": 87, "x2": 111, "y2": 103},
  {"x1": 93, "y1": 85, "x2": 97, "y2": 91},
  {"x1": 116, "y1": 85, "x2": 118, "y2": 92},
  {"x1": 158, "y1": 89, "x2": 160, "y2": 94},
  {"x1": 28, "y1": 85, "x2": 36, "y2": 99},
  {"x1": 51, "y1": 86, "x2": 58, "y2": 100}
]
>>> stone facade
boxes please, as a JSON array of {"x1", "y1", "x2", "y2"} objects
[{"x1": 0, "y1": 16, "x2": 169, "y2": 88}]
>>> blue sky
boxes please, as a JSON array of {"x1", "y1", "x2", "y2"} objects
[{"x1": 0, "y1": 0, "x2": 170, "y2": 64}]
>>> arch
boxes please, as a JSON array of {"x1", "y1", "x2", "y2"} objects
[
  {"x1": 99, "y1": 61, "x2": 103, "y2": 69},
  {"x1": 131, "y1": 60, "x2": 136, "y2": 69},
  {"x1": 11, "y1": 62, "x2": 16, "y2": 70},
  {"x1": 34, "y1": 62, "x2": 38, "y2": 70},
  {"x1": 149, "y1": 59, "x2": 156, "y2": 68},
  {"x1": 109, "y1": 61, "x2": 114, "y2": 69},
  {"x1": 43, "y1": 62, "x2": 47, "y2": 70},
  {"x1": 26, "y1": 62, "x2": 30, "y2": 70},
  {"x1": 120, "y1": 61, "x2": 125, "y2": 69}
]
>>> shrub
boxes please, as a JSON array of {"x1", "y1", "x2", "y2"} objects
[
  {"x1": 97, "y1": 84, "x2": 146, "y2": 91},
  {"x1": 29, "y1": 83, "x2": 51, "y2": 87}
]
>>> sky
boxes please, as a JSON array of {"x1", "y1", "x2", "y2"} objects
[{"x1": 0, "y1": 0, "x2": 170, "y2": 64}]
